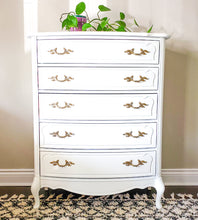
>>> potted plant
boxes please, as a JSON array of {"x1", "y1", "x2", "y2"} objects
[
  {"x1": 60, "y1": 2, "x2": 87, "y2": 31},
  {"x1": 60, "y1": 2, "x2": 153, "y2": 32}
]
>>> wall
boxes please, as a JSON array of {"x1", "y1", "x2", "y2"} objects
[
  {"x1": 0, "y1": 0, "x2": 33, "y2": 168},
  {"x1": 0, "y1": 0, "x2": 198, "y2": 169}
]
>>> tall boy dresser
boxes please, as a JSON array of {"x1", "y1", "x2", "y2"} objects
[{"x1": 31, "y1": 32, "x2": 168, "y2": 209}]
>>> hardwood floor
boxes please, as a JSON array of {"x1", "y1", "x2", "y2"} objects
[
  {"x1": 164, "y1": 186, "x2": 198, "y2": 197},
  {"x1": 0, "y1": 186, "x2": 197, "y2": 198}
]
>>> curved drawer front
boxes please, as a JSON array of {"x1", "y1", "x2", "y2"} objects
[
  {"x1": 38, "y1": 40, "x2": 159, "y2": 64},
  {"x1": 40, "y1": 123, "x2": 157, "y2": 149},
  {"x1": 40, "y1": 151, "x2": 156, "y2": 178},
  {"x1": 39, "y1": 94, "x2": 157, "y2": 120},
  {"x1": 38, "y1": 67, "x2": 158, "y2": 91}
]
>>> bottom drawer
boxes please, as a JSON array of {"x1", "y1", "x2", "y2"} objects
[{"x1": 40, "y1": 151, "x2": 155, "y2": 178}]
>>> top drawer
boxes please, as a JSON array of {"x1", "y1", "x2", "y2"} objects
[{"x1": 37, "y1": 39, "x2": 159, "y2": 64}]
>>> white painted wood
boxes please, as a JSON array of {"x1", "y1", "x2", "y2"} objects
[
  {"x1": 31, "y1": 176, "x2": 40, "y2": 209},
  {"x1": 31, "y1": 35, "x2": 41, "y2": 210},
  {"x1": 39, "y1": 94, "x2": 158, "y2": 120},
  {"x1": 2, "y1": 169, "x2": 198, "y2": 186},
  {"x1": 0, "y1": 169, "x2": 34, "y2": 186},
  {"x1": 31, "y1": 32, "x2": 167, "y2": 209},
  {"x1": 38, "y1": 40, "x2": 159, "y2": 64},
  {"x1": 39, "y1": 89, "x2": 159, "y2": 95},
  {"x1": 162, "y1": 169, "x2": 198, "y2": 186},
  {"x1": 40, "y1": 151, "x2": 155, "y2": 178},
  {"x1": 37, "y1": 63, "x2": 160, "y2": 68},
  {"x1": 40, "y1": 122, "x2": 157, "y2": 149},
  {"x1": 40, "y1": 176, "x2": 157, "y2": 196},
  {"x1": 34, "y1": 32, "x2": 169, "y2": 40},
  {"x1": 155, "y1": 38, "x2": 165, "y2": 176},
  {"x1": 40, "y1": 147, "x2": 155, "y2": 154},
  {"x1": 31, "y1": 36, "x2": 40, "y2": 177},
  {"x1": 38, "y1": 67, "x2": 159, "y2": 91},
  {"x1": 154, "y1": 177, "x2": 165, "y2": 209}
]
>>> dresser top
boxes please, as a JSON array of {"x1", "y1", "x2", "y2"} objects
[{"x1": 33, "y1": 32, "x2": 169, "y2": 39}]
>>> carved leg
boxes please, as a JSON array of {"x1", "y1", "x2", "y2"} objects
[
  {"x1": 31, "y1": 176, "x2": 40, "y2": 209},
  {"x1": 154, "y1": 177, "x2": 165, "y2": 209}
]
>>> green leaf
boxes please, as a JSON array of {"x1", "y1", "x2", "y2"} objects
[
  {"x1": 97, "y1": 24, "x2": 102, "y2": 31},
  {"x1": 116, "y1": 20, "x2": 126, "y2": 27},
  {"x1": 62, "y1": 18, "x2": 73, "y2": 29},
  {"x1": 101, "y1": 17, "x2": 108, "y2": 21},
  {"x1": 116, "y1": 26, "x2": 126, "y2": 32},
  {"x1": 103, "y1": 27, "x2": 111, "y2": 31},
  {"x1": 98, "y1": 5, "x2": 111, "y2": 12},
  {"x1": 62, "y1": 15, "x2": 78, "y2": 30},
  {"x1": 62, "y1": 19, "x2": 68, "y2": 29},
  {"x1": 75, "y1": 2, "x2": 86, "y2": 15},
  {"x1": 134, "y1": 18, "x2": 139, "y2": 27},
  {"x1": 100, "y1": 20, "x2": 108, "y2": 28},
  {"x1": 147, "y1": 25, "x2": 153, "y2": 33},
  {"x1": 120, "y1": 12, "x2": 125, "y2": 20},
  {"x1": 69, "y1": 15, "x2": 78, "y2": 27},
  {"x1": 82, "y1": 23, "x2": 92, "y2": 31}
]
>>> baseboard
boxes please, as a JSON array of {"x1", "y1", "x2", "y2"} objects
[
  {"x1": 0, "y1": 169, "x2": 34, "y2": 186},
  {"x1": 162, "y1": 169, "x2": 198, "y2": 186},
  {"x1": 0, "y1": 169, "x2": 198, "y2": 186}
]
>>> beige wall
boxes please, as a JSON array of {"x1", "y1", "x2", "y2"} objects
[
  {"x1": 0, "y1": 0, "x2": 198, "y2": 169},
  {"x1": 0, "y1": 0, "x2": 34, "y2": 168}
]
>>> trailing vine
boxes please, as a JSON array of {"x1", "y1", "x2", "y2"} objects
[{"x1": 60, "y1": 2, "x2": 153, "y2": 32}]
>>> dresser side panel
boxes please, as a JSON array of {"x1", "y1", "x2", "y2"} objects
[
  {"x1": 156, "y1": 38, "x2": 165, "y2": 176},
  {"x1": 32, "y1": 36, "x2": 40, "y2": 177}
]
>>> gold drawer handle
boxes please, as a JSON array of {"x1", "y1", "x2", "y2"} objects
[
  {"x1": 124, "y1": 48, "x2": 150, "y2": 56},
  {"x1": 123, "y1": 160, "x2": 147, "y2": 167},
  {"x1": 124, "y1": 102, "x2": 148, "y2": 109},
  {"x1": 124, "y1": 75, "x2": 149, "y2": 83},
  {"x1": 49, "y1": 102, "x2": 74, "y2": 109},
  {"x1": 50, "y1": 131, "x2": 74, "y2": 138},
  {"x1": 50, "y1": 160, "x2": 75, "y2": 167},
  {"x1": 49, "y1": 75, "x2": 74, "y2": 82},
  {"x1": 123, "y1": 131, "x2": 147, "y2": 138},
  {"x1": 48, "y1": 48, "x2": 74, "y2": 55}
]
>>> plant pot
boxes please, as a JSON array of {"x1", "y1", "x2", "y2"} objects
[{"x1": 70, "y1": 15, "x2": 87, "y2": 31}]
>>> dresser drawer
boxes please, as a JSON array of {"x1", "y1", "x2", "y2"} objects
[
  {"x1": 37, "y1": 39, "x2": 159, "y2": 64},
  {"x1": 40, "y1": 151, "x2": 155, "y2": 178},
  {"x1": 38, "y1": 67, "x2": 158, "y2": 91},
  {"x1": 39, "y1": 94, "x2": 157, "y2": 120},
  {"x1": 40, "y1": 122, "x2": 157, "y2": 149}
]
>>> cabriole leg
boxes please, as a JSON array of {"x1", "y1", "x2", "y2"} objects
[
  {"x1": 31, "y1": 176, "x2": 40, "y2": 209},
  {"x1": 155, "y1": 177, "x2": 165, "y2": 209}
]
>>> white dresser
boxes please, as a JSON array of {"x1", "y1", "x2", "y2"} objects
[{"x1": 31, "y1": 32, "x2": 168, "y2": 209}]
